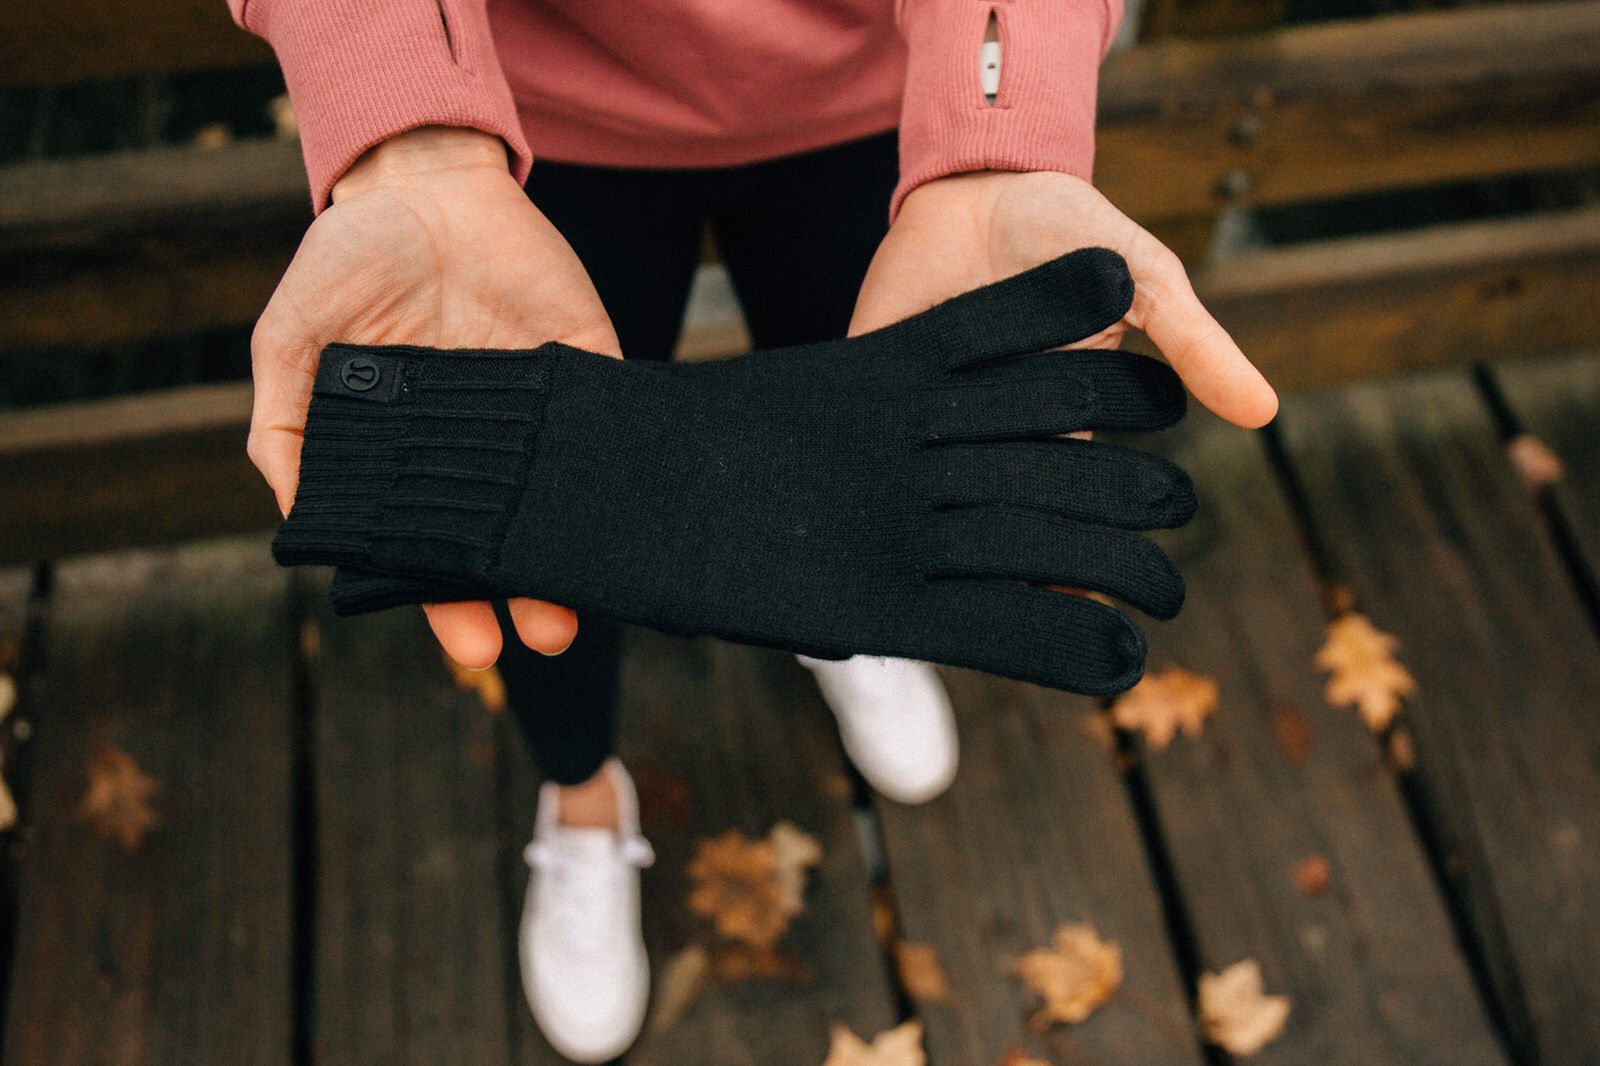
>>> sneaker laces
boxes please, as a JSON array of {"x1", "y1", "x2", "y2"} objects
[{"x1": 525, "y1": 831, "x2": 655, "y2": 955}]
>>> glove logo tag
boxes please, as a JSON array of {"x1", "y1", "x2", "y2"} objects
[{"x1": 340, "y1": 357, "x2": 381, "y2": 392}]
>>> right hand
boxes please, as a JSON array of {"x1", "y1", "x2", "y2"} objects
[{"x1": 250, "y1": 126, "x2": 618, "y2": 668}]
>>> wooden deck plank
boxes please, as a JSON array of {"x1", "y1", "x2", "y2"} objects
[
  {"x1": 615, "y1": 631, "x2": 899, "y2": 1064},
  {"x1": 1133, "y1": 412, "x2": 1504, "y2": 1064},
  {"x1": 307, "y1": 584, "x2": 534, "y2": 1065},
  {"x1": 874, "y1": 672, "x2": 1204, "y2": 1066},
  {"x1": 1274, "y1": 372, "x2": 1600, "y2": 1063},
  {"x1": 1, "y1": 537, "x2": 294, "y2": 1066},
  {"x1": 1491, "y1": 348, "x2": 1600, "y2": 581}
]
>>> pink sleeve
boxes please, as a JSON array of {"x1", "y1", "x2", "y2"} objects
[
  {"x1": 890, "y1": 0, "x2": 1123, "y2": 223},
  {"x1": 228, "y1": 0, "x2": 532, "y2": 212}
]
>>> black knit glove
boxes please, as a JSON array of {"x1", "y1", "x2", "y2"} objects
[{"x1": 271, "y1": 248, "x2": 1194, "y2": 694}]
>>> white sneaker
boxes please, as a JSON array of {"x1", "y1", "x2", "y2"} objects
[
  {"x1": 520, "y1": 758, "x2": 655, "y2": 1063},
  {"x1": 797, "y1": 655, "x2": 959, "y2": 804}
]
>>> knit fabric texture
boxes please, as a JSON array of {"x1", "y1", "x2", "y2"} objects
[{"x1": 272, "y1": 248, "x2": 1195, "y2": 695}]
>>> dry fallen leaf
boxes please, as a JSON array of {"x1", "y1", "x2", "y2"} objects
[
  {"x1": 1387, "y1": 727, "x2": 1417, "y2": 771},
  {"x1": 996, "y1": 1050, "x2": 1049, "y2": 1066},
  {"x1": 77, "y1": 743, "x2": 160, "y2": 850},
  {"x1": 1269, "y1": 699, "x2": 1312, "y2": 766},
  {"x1": 1507, "y1": 433, "x2": 1564, "y2": 491},
  {"x1": 1111, "y1": 666, "x2": 1218, "y2": 750},
  {"x1": 1014, "y1": 923, "x2": 1123, "y2": 1028},
  {"x1": 648, "y1": 945, "x2": 710, "y2": 1034},
  {"x1": 445, "y1": 653, "x2": 506, "y2": 713},
  {"x1": 192, "y1": 122, "x2": 232, "y2": 150},
  {"x1": 1291, "y1": 854, "x2": 1330, "y2": 896},
  {"x1": 895, "y1": 941, "x2": 951, "y2": 1002},
  {"x1": 0, "y1": 673, "x2": 15, "y2": 723},
  {"x1": 1315, "y1": 613, "x2": 1417, "y2": 732},
  {"x1": 823, "y1": 1020, "x2": 925, "y2": 1066},
  {"x1": 689, "y1": 822, "x2": 821, "y2": 949},
  {"x1": 1199, "y1": 959, "x2": 1291, "y2": 1056}
]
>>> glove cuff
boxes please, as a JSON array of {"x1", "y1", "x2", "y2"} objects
[{"x1": 272, "y1": 343, "x2": 558, "y2": 586}]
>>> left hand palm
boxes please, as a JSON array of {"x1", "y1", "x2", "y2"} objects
[{"x1": 853, "y1": 170, "x2": 1278, "y2": 429}]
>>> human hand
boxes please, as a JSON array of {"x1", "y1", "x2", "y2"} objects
[
  {"x1": 855, "y1": 170, "x2": 1278, "y2": 427},
  {"x1": 249, "y1": 126, "x2": 618, "y2": 667}
]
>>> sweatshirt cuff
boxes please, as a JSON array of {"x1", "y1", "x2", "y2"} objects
[
  {"x1": 238, "y1": 0, "x2": 532, "y2": 212},
  {"x1": 891, "y1": 0, "x2": 1121, "y2": 224}
]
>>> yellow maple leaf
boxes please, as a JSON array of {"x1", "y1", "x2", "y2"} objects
[
  {"x1": 1013, "y1": 922, "x2": 1123, "y2": 1028},
  {"x1": 823, "y1": 1020, "x2": 925, "y2": 1066},
  {"x1": 1199, "y1": 959, "x2": 1290, "y2": 1056},
  {"x1": 894, "y1": 941, "x2": 952, "y2": 1002},
  {"x1": 688, "y1": 822, "x2": 821, "y2": 950},
  {"x1": 1111, "y1": 666, "x2": 1218, "y2": 750},
  {"x1": 444, "y1": 653, "x2": 506, "y2": 713},
  {"x1": 1315, "y1": 613, "x2": 1417, "y2": 732},
  {"x1": 77, "y1": 742, "x2": 160, "y2": 850}
]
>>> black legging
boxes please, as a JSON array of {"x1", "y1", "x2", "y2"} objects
[{"x1": 491, "y1": 128, "x2": 900, "y2": 785}]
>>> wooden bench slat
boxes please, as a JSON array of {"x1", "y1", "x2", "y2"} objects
[
  {"x1": 874, "y1": 672, "x2": 1206, "y2": 1065},
  {"x1": 1275, "y1": 372, "x2": 1600, "y2": 1062},
  {"x1": 1, "y1": 538, "x2": 295, "y2": 1065},
  {"x1": 1132, "y1": 410, "x2": 1506, "y2": 1064},
  {"x1": 612, "y1": 631, "x2": 900, "y2": 1063},
  {"x1": 307, "y1": 583, "x2": 533, "y2": 1064},
  {"x1": 1492, "y1": 349, "x2": 1600, "y2": 583}
]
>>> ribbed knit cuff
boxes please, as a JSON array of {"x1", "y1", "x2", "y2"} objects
[
  {"x1": 239, "y1": 0, "x2": 533, "y2": 212},
  {"x1": 890, "y1": 0, "x2": 1121, "y2": 223},
  {"x1": 272, "y1": 344, "x2": 556, "y2": 584}
]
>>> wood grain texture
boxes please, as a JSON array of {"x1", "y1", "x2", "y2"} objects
[
  {"x1": 1491, "y1": 348, "x2": 1600, "y2": 581},
  {"x1": 1275, "y1": 372, "x2": 1600, "y2": 1063},
  {"x1": 874, "y1": 671, "x2": 1204, "y2": 1066},
  {"x1": 618, "y1": 631, "x2": 899, "y2": 1065},
  {"x1": 1098, "y1": 0, "x2": 1600, "y2": 218},
  {"x1": 0, "y1": 382, "x2": 279, "y2": 566},
  {"x1": 0, "y1": 0, "x2": 272, "y2": 86},
  {"x1": 1, "y1": 537, "x2": 294, "y2": 1066},
  {"x1": 1132, "y1": 410, "x2": 1505, "y2": 1064},
  {"x1": 1183, "y1": 208, "x2": 1600, "y2": 392},
  {"x1": 307, "y1": 580, "x2": 525, "y2": 1066}
]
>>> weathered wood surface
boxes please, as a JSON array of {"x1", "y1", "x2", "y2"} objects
[
  {"x1": 0, "y1": 0, "x2": 271, "y2": 86},
  {"x1": 1, "y1": 537, "x2": 294, "y2": 1065},
  {"x1": 0, "y1": 140, "x2": 309, "y2": 251},
  {"x1": 0, "y1": 382, "x2": 279, "y2": 567},
  {"x1": 874, "y1": 670, "x2": 1204, "y2": 1066},
  {"x1": 617, "y1": 632, "x2": 899, "y2": 1064},
  {"x1": 1100, "y1": 1, "x2": 1600, "y2": 219},
  {"x1": 1187, "y1": 207, "x2": 1600, "y2": 392},
  {"x1": 1492, "y1": 348, "x2": 1600, "y2": 582},
  {"x1": 308, "y1": 580, "x2": 535, "y2": 1065},
  {"x1": 1275, "y1": 373, "x2": 1600, "y2": 1063},
  {"x1": 1134, "y1": 411, "x2": 1505, "y2": 1064}
]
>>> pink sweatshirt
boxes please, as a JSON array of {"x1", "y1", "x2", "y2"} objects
[{"x1": 228, "y1": 0, "x2": 1121, "y2": 222}]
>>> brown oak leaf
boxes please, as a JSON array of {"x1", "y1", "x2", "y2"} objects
[
  {"x1": 444, "y1": 652, "x2": 507, "y2": 712},
  {"x1": 895, "y1": 941, "x2": 952, "y2": 1002},
  {"x1": 996, "y1": 1049, "x2": 1049, "y2": 1066},
  {"x1": 823, "y1": 1020, "x2": 925, "y2": 1066},
  {"x1": 1199, "y1": 959, "x2": 1291, "y2": 1056},
  {"x1": 77, "y1": 743, "x2": 160, "y2": 850},
  {"x1": 1111, "y1": 666, "x2": 1218, "y2": 750},
  {"x1": 1291, "y1": 854, "x2": 1330, "y2": 896},
  {"x1": 1507, "y1": 434, "x2": 1564, "y2": 491},
  {"x1": 1013, "y1": 923, "x2": 1123, "y2": 1028},
  {"x1": 1315, "y1": 613, "x2": 1416, "y2": 732},
  {"x1": 688, "y1": 822, "x2": 820, "y2": 949}
]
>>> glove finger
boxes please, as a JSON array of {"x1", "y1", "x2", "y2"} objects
[
  {"x1": 917, "y1": 579, "x2": 1147, "y2": 695},
  {"x1": 923, "y1": 505, "x2": 1186, "y2": 619},
  {"x1": 918, "y1": 350, "x2": 1186, "y2": 440},
  {"x1": 865, "y1": 247, "x2": 1134, "y2": 370},
  {"x1": 917, "y1": 440, "x2": 1196, "y2": 530}
]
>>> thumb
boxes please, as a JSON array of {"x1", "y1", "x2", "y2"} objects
[{"x1": 1126, "y1": 238, "x2": 1278, "y2": 429}]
